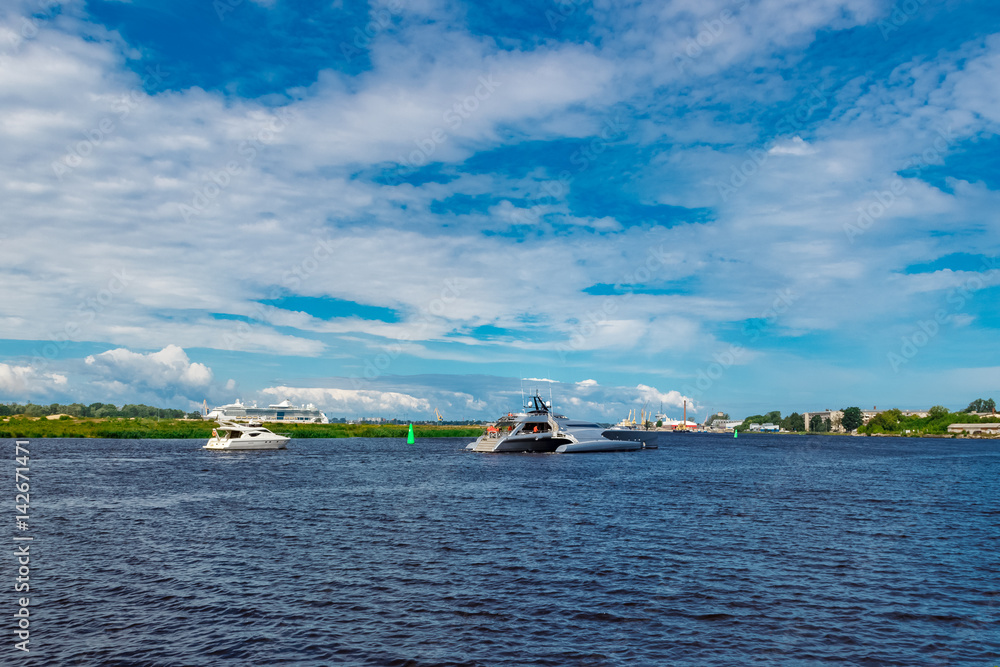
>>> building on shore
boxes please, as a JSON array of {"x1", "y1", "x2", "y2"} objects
[
  {"x1": 800, "y1": 408, "x2": 930, "y2": 433},
  {"x1": 860, "y1": 408, "x2": 930, "y2": 424},
  {"x1": 707, "y1": 419, "x2": 744, "y2": 431},
  {"x1": 663, "y1": 419, "x2": 700, "y2": 430},
  {"x1": 206, "y1": 399, "x2": 328, "y2": 423},
  {"x1": 947, "y1": 423, "x2": 1000, "y2": 435},
  {"x1": 803, "y1": 410, "x2": 845, "y2": 432}
]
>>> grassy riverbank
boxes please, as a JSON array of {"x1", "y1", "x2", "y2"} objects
[{"x1": 0, "y1": 417, "x2": 482, "y2": 439}]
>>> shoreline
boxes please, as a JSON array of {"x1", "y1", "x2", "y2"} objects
[
  {"x1": 0, "y1": 418, "x2": 482, "y2": 439},
  {"x1": 2, "y1": 420, "x2": 996, "y2": 440},
  {"x1": 661, "y1": 429, "x2": 998, "y2": 440}
]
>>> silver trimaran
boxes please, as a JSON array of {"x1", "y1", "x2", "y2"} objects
[{"x1": 466, "y1": 393, "x2": 658, "y2": 454}]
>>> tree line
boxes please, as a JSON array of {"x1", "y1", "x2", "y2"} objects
[
  {"x1": 739, "y1": 411, "x2": 817, "y2": 432},
  {"x1": 738, "y1": 398, "x2": 997, "y2": 435},
  {"x1": 0, "y1": 402, "x2": 194, "y2": 419},
  {"x1": 0, "y1": 418, "x2": 482, "y2": 440}
]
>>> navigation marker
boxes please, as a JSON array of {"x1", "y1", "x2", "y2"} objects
[{"x1": 407, "y1": 423, "x2": 415, "y2": 444}]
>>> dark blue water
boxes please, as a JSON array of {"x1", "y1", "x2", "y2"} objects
[{"x1": 17, "y1": 433, "x2": 1000, "y2": 665}]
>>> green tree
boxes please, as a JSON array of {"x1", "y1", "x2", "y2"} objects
[
  {"x1": 704, "y1": 412, "x2": 729, "y2": 426},
  {"x1": 928, "y1": 405, "x2": 949, "y2": 419},
  {"x1": 782, "y1": 412, "x2": 805, "y2": 431},
  {"x1": 764, "y1": 410, "x2": 781, "y2": 425},
  {"x1": 96, "y1": 404, "x2": 120, "y2": 418},
  {"x1": 809, "y1": 414, "x2": 830, "y2": 432},
  {"x1": 841, "y1": 407, "x2": 863, "y2": 432},
  {"x1": 962, "y1": 398, "x2": 996, "y2": 413},
  {"x1": 864, "y1": 409, "x2": 902, "y2": 433}
]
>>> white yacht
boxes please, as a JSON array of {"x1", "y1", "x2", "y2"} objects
[
  {"x1": 466, "y1": 393, "x2": 657, "y2": 454},
  {"x1": 204, "y1": 420, "x2": 290, "y2": 450}
]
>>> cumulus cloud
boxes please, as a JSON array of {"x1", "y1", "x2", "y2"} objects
[
  {"x1": 84, "y1": 345, "x2": 213, "y2": 398},
  {"x1": 274, "y1": 375, "x2": 700, "y2": 421},
  {"x1": 768, "y1": 136, "x2": 816, "y2": 156},
  {"x1": 0, "y1": 363, "x2": 67, "y2": 397},
  {"x1": 260, "y1": 386, "x2": 431, "y2": 415},
  {"x1": 635, "y1": 384, "x2": 697, "y2": 412}
]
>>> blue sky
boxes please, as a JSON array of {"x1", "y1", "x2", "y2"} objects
[{"x1": 1, "y1": 0, "x2": 998, "y2": 421}]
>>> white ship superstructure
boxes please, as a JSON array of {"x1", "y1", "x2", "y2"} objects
[
  {"x1": 204, "y1": 421, "x2": 290, "y2": 450},
  {"x1": 206, "y1": 399, "x2": 328, "y2": 423}
]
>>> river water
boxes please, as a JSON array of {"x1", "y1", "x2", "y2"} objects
[{"x1": 19, "y1": 433, "x2": 1000, "y2": 665}]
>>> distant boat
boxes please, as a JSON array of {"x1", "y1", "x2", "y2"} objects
[
  {"x1": 613, "y1": 408, "x2": 639, "y2": 429},
  {"x1": 206, "y1": 398, "x2": 328, "y2": 424},
  {"x1": 652, "y1": 399, "x2": 699, "y2": 432},
  {"x1": 204, "y1": 420, "x2": 290, "y2": 450}
]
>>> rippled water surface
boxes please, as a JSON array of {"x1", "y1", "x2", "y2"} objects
[{"x1": 24, "y1": 434, "x2": 1000, "y2": 665}]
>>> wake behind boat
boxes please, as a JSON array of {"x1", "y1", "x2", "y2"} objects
[
  {"x1": 204, "y1": 420, "x2": 290, "y2": 450},
  {"x1": 466, "y1": 393, "x2": 657, "y2": 454}
]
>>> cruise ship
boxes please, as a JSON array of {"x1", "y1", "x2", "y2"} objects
[{"x1": 206, "y1": 399, "x2": 328, "y2": 423}]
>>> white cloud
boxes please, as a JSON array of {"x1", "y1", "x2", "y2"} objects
[
  {"x1": 84, "y1": 345, "x2": 213, "y2": 395},
  {"x1": 260, "y1": 386, "x2": 431, "y2": 415},
  {"x1": 768, "y1": 136, "x2": 816, "y2": 156},
  {"x1": 0, "y1": 363, "x2": 67, "y2": 396},
  {"x1": 249, "y1": 375, "x2": 703, "y2": 422},
  {"x1": 635, "y1": 384, "x2": 697, "y2": 412}
]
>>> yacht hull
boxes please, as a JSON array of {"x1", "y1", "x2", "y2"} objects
[
  {"x1": 602, "y1": 428, "x2": 658, "y2": 446},
  {"x1": 555, "y1": 439, "x2": 642, "y2": 453},
  {"x1": 490, "y1": 439, "x2": 568, "y2": 453},
  {"x1": 204, "y1": 437, "x2": 288, "y2": 450},
  {"x1": 468, "y1": 425, "x2": 653, "y2": 454}
]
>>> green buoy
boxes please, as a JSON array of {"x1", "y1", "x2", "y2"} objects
[
  {"x1": 407, "y1": 423, "x2": 415, "y2": 444},
  {"x1": 734, "y1": 428, "x2": 738, "y2": 439}
]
